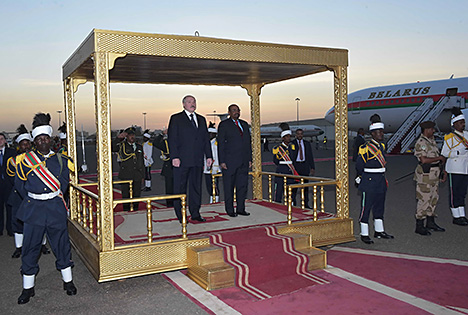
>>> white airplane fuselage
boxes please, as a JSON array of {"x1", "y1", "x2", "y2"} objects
[{"x1": 325, "y1": 77, "x2": 468, "y2": 132}]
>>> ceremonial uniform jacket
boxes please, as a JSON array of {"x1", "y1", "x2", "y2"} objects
[
  {"x1": 204, "y1": 138, "x2": 221, "y2": 175},
  {"x1": 414, "y1": 135, "x2": 441, "y2": 184},
  {"x1": 356, "y1": 140, "x2": 387, "y2": 193},
  {"x1": 143, "y1": 141, "x2": 154, "y2": 167},
  {"x1": 57, "y1": 144, "x2": 68, "y2": 156},
  {"x1": 441, "y1": 131, "x2": 468, "y2": 175},
  {"x1": 154, "y1": 134, "x2": 173, "y2": 178},
  {"x1": 6, "y1": 155, "x2": 22, "y2": 207},
  {"x1": 112, "y1": 139, "x2": 144, "y2": 181},
  {"x1": 14, "y1": 150, "x2": 73, "y2": 228},
  {"x1": 272, "y1": 142, "x2": 295, "y2": 176}
]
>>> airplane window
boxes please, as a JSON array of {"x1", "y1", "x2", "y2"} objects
[
  {"x1": 371, "y1": 101, "x2": 374, "y2": 105},
  {"x1": 411, "y1": 98, "x2": 414, "y2": 102},
  {"x1": 390, "y1": 100, "x2": 393, "y2": 103},
  {"x1": 385, "y1": 100, "x2": 389, "y2": 104}
]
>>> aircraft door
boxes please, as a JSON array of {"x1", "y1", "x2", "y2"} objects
[{"x1": 352, "y1": 97, "x2": 361, "y2": 114}]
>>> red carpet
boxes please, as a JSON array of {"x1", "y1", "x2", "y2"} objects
[{"x1": 210, "y1": 226, "x2": 328, "y2": 299}]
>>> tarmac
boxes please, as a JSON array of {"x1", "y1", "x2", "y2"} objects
[{"x1": 1, "y1": 140, "x2": 467, "y2": 314}]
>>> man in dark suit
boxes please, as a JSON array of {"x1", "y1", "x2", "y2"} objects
[
  {"x1": 290, "y1": 129, "x2": 315, "y2": 208},
  {"x1": 218, "y1": 104, "x2": 252, "y2": 217},
  {"x1": 352, "y1": 128, "x2": 366, "y2": 162},
  {"x1": 0, "y1": 133, "x2": 16, "y2": 236},
  {"x1": 112, "y1": 127, "x2": 144, "y2": 211},
  {"x1": 168, "y1": 95, "x2": 212, "y2": 222}
]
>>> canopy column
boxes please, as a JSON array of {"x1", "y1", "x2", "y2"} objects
[
  {"x1": 93, "y1": 51, "x2": 115, "y2": 251},
  {"x1": 64, "y1": 78, "x2": 78, "y2": 220},
  {"x1": 332, "y1": 66, "x2": 349, "y2": 218},
  {"x1": 242, "y1": 83, "x2": 264, "y2": 200}
]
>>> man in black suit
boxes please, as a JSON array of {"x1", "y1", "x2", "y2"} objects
[
  {"x1": 0, "y1": 133, "x2": 16, "y2": 236},
  {"x1": 112, "y1": 127, "x2": 144, "y2": 211},
  {"x1": 168, "y1": 95, "x2": 212, "y2": 222},
  {"x1": 218, "y1": 104, "x2": 252, "y2": 217},
  {"x1": 290, "y1": 129, "x2": 315, "y2": 208}
]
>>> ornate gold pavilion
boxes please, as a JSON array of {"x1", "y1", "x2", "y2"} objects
[{"x1": 62, "y1": 29, "x2": 351, "y2": 283}]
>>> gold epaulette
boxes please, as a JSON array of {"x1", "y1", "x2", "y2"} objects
[
  {"x1": 444, "y1": 133, "x2": 455, "y2": 141},
  {"x1": 272, "y1": 146, "x2": 279, "y2": 155},
  {"x1": 61, "y1": 154, "x2": 75, "y2": 172}
]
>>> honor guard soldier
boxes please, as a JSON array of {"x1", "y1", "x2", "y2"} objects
[
  {"x1": 57, "y1": 122, "x2": 68, "y2": 156},
  {"x1": 205, "y1": 123, "x2": 221, "y2": 203},
  {"x1": 142, "y1": 130, "x2": 154, "y2": 191},
  {"x1": 272, "y1": 123, "x2": 299, "y2": 203},
  {"x1": 355, "y1": 115, "x2": 394, "y2": 244},
  {"x1": 414, "y1": 121, "x2": 446, "y2": 235},
  {"x1": 15, "y1": 113, "x2": 76, "y2": 304},
  {"x1": 112, "y1": 127, "x2": 145, "y2": 211},
  {"x1": 7, "y1": 125, "x2": 51, "y2": 258},
  {"x1": 154, "y1": 127, "x2": 173, "y2": 207},
  {"x1": 441, "y1": 108, "x2": 468, "y2": 226}
]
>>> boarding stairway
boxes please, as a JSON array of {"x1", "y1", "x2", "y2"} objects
[{"x1": 387, "y1": 96, "x2": 464, "y2": 154}]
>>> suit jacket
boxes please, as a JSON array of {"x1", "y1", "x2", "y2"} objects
[
  {"x1": 0, "y1": 147, "x2": 16, "y2": 194},
  {"x1": 217, "y1": 118, "x2": 252, "y2": 168},
  {"x1": 168, "y1": 111, "x2": 212, "y2": 167},
  {"x1": 290, "y1": 139, "x2": 315, "y2": 172}
]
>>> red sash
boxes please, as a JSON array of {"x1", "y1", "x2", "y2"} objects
[
  {"x1": 367, "y1": 141, "x2": 386, "y2": 167},
  {"x1": 452, "y1": 132, "x2": 468, "y2": 149},
  {"x1": 277, "y1": 145, "x2": 300, "y2": 177},
  {"x1": 23, "y1": 151, "x2": 62, "y2": 195}
]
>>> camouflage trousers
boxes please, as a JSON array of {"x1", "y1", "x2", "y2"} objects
[{"x1": 414, "y1": 165, "x2": 440, "y2": 219}]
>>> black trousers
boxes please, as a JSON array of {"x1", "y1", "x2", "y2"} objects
[
  {"x1": 173, "y1": 166, "x2": 203, "y2": 221},
  {"x1": 222, "y1": 163, "x2": 249, "y2": 215},
  {"x1": 121, "y1": 179, "x2": 141, "y2": 211},
  {"x1": 359, "y1": 191, "x2": 386, "y2": 224},
  {"x1": 144, "y1": 166, "x2": 152, "y2": 181},
  {"x1": 292, "y1": 162, "x2": 310, "y2": 207},
  {"x1": 163, "y1": 174, "x2": 174, "y2": 207},
  {"x1": 448, "y1": 173, "x2": 468, "y2": 208},
  {"x1": 0, "y1": 182, "x2": 12, "y2": 235},
  {"x1": 204, "y1": 174, "x2": 219, "y2": 197}
]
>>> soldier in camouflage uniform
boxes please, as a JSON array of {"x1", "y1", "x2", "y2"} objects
[{"x1": 413, "y1": 121, "x2": 446, "y2": 235}]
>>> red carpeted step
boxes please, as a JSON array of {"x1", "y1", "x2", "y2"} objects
[{"x1": 210, "y1": 226, "x2": 328, "y2": 299}]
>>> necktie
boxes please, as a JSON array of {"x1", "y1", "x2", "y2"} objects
[
  {"x1": 298, "y1": 140, "x2": 304, "y2": 161},
  {"x1": 0, "y1": 150, "x2": 3, "y2": 167},
  {"x1": 190, "y1": 113, "x2": 197, "y2": 128},
  {"x1": 235, "y1": 120, "x2": 243, "y2": 136}
]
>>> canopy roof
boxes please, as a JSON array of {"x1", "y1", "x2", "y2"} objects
[{"x1": 62, "y1": 29, "x2": 348, "y2": 86}]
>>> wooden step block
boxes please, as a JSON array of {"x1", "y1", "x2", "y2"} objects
[
  {"x1": 187, "y1": 262, "x2": 235, "y2": 290},
  {"x1": 187, "y1": 245, "x2": 225, "y2": 267},
  {"x1": 281, "y1": 232, "x2": 311, "y2": 250},
  {"x1": 298, "y1": 247, "x2": 327, "y2": 271}
]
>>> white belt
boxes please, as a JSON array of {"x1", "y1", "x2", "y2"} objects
[
  {"x1": 279, "y1": 161, "x2": 293, "y2": 165},
  {"x1": 364, "y1": 168, "x2": 386, "y2": 173},
  {"x1": 28, "y1": 190, "x2": 61, "y2": 200}
]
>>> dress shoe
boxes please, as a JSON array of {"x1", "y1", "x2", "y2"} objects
[
  {"x1": 374, "y1": 231, "x2": 394, "y2": 239},
  {"x1": 453, "y1": 217, "x2": 468, "y2": 226},
  {"x1": 18, "y1": 288, "x2": 35, "y2": 304},
  {"x1": 8, "y1": 231, "x2": 14, "y2": 237},
  {"x1": 236, "y1": 211, "x2": 250, "y2": 216},
  {"x1": 63, "y1": 281, "x2": 77, "y2": 295},
  {"x1": 191, "y1": 216, "x2": 206, "y2": 222},
  {"x1": 360, "y1": 235, "x2": 374, "y2": 244},
  {"x1": 228, "y1": 213, "x2": 238, "y2": 217},
  {"x1": 41, "y1": 245, "x2": 51, "y2": 254},
  {"x1": 12, "y1": 247, "x2": 22, "y2": 258}
]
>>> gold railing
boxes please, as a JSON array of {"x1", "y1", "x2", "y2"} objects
[
  {"x1": 80, "y1": 180, "x2": 134, "y2": 211},
  {"x1": 113, "y1": 194, "x2": 188, "y2": 240},
  {"x1": 211, "y1": 171, "x2": 339, "y2": 224},
  {"x1": 71, "y1": 183, "x2": 100, "y2": 243}
]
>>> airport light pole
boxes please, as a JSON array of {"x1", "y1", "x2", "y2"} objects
[
  {"x1": 295, "y1": 98, "x2": 300, "y2": 121},
  {"x1": 57, "y1": 110, "x2": 62, "y2": 128},
  {"x1": 142, "y1": 112, "x2": 147, "y2": 130}
]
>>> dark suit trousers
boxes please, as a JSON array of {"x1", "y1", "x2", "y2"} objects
[
  {"x1": 292, "y1": 162, "x2": 310, "y2": 207},
  {"x1": 121, "y1": 180, "x2": 141, "y2": 211},
  {"x1": 222, "y1": 163, "x2": 249, "y2": 215},
  {"x1": 0, "y1": 181, "x2": 12, "y2": 235},
  {"x1": 173, "y1": 166, "x2": 203, "y2": 220}
]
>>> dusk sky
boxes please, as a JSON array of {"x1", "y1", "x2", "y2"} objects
[{"x1": 1, "y1": 0, "x2": 467, "y2": 135}]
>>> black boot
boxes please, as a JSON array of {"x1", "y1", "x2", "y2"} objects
[
  {"x1": 41, "y1": 244, "x2": 51, "y2": 254},
  {"x1": 12, "y1": 247, "x2": 22, "y2": 258},
  {"x1": 63, "y1": 281, "x2": 77, "y2": 295},
  {"x1": 426, "y1": 216, "x2": 445, "y2": 232},
  {"x1": 415, "y1": 219, "x2": 431, "y2": 235},
  {"x1": 18, "y1": 288, "x2": 35, "y2": 304}
]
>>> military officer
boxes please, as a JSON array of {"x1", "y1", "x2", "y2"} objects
[
  {"x1": 112, "y1": 127, "x2": 144, "y2": 211},
  {"x1": 7, "y1": 124, "x2": 51, "y2": 258},
  {"x1": 15, "y1": 113, "x2": 76, "y2": 304},
  {"x1": 142, "y1": 130, "x2": 154, "y2": 191},
  {"x1": 355, "y1": 115, "x2": 394, "y2": 244},
  {"x1": 272, "y1": 123, "x2": 299, "y2": 204},
  {"x1": 57, "y1": 122, "x2": 68, "y2": 156},
  {"x1": 441, "y1": 108, "x2": 468, "y2": 226},
  {"x1": 154, "y1": 128, "x2": 173, "y2": 207},
  {"x1": 413, "y1": 121, "x2": 446, "y2": 235}
]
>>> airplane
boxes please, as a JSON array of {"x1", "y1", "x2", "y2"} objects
[
  {"x1": 324, "y1": 76, "x2": 468, "y2": 133},
  {"x1": 206, "y1": 114, "x2": 324, "y2": 138}
]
